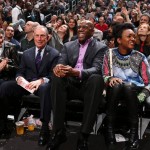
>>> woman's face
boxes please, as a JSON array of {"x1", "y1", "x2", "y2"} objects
[
  {"x1": 58, "y1": 24, "x2": 68, "y2": 34},
  {"x1": 130, "y1": 9, "x2": 138, "y2": 18},
  {"x1": 138, "y1": 23, "x2": 149, "y2": 36},
  {"x1": 138, "y1": 23, "x2": 149, "y2": 41},
  {"x1": 118, "y1": 29, "x2": 135, "y2": 50},
  {"x1": 68, "y1": 19, "x2": 76, "y2": 29}
]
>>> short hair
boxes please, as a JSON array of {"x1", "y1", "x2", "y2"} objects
[
  {"x1": 140, "y1": 13, "x2": 150, "y2": 23},
  {"x1": 113, "y1": 23, "x2": 135, "y2": 46},
  {"x1": 34, "y1": 25, "x2": 49, "y2": 35}
]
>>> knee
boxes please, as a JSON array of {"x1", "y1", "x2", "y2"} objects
[
  {"x1": 88, "y1": 74, "x2": 104, "y2": 86},
  {"x1": 38, "y1": 83, "x2": 51, "y2": 93}
]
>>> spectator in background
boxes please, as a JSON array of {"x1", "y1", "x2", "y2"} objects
[
  {"x1": 20, "y1": 21, "x2": 39, "y2": 52},
  {"x1": 48, "y1": 24, "x2": 69, "y2": 52},
  {"x1": 67, "y1": 18, "x2": 78, "y2": 41},
  {"x1": 139, "y1": 13, "x2": 150, "y2": 25},
  {"x1": 135, "y1": 23, "x2": 150, "y2": 63},
  {"x1": 4, "y1": 26, "x2": 20, "y2": 51},
  {"x1": 88, "y1": 16, "x2": 103, "y2": 41},
  {"x1": 95, "y1": 16, "x2": 108, "y2": 32}
]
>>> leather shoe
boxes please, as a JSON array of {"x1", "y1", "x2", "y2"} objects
[
  {"x1": 105, "y1": 127, "x2": 116, "y2": 145},
  {"x1": 46, "y1": 129, "x2": 67, "y2": 150},
  {"x1": 124, "y1": 140, "x2": 139, "y2": 150},
  {"x1": 38, "y1": 123, "x2": 50, "y2": 146},
  {"x1": 38, "y1": 132, "x2": 50, "y2": 146},
  {"x1": 76, "y1": 139, "x2": 88, "y2": 150}
]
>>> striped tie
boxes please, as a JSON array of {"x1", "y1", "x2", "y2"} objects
[{"x1": 35, "y1": 50, "x2": 42, "y2": 71}]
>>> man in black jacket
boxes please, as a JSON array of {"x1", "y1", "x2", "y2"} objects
[{"x1": 47, "y1": 20, "x2": 108, "y2": 150}]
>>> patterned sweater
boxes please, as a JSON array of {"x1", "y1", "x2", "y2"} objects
[{"x1": 103, "y1": 48, "x2": 150, "y2": 90}]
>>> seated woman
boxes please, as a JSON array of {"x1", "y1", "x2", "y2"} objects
[{"x1": 103, "y1": 23, "x2": 150, "y2": 149}]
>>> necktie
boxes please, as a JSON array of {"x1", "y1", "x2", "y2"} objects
[{"x1": 35, "y1": 50, "x2": 42, "y2": 71}]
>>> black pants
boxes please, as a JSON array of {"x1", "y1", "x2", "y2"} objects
[
  {"x1": 106, "y1": 83, "x2": 140, "y2": 129},
  {"x1": 51, "y1": 74, "x2": 104, "y2": 134},
  {"x1": 0, "y1": 80, "x2": 51, "y2": 123}
]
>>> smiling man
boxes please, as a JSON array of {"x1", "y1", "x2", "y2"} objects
[
  {"x1": 47, "y1": 20, "x2": 108, "y2": 150},
  {"x1": 0, "y1": 25, "x2": 59, "y2": 145}
]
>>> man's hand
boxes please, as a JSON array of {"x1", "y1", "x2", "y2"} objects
[
  {"x1": 53, "y1": 64, "x2": 80, "y2": 78},
  {"x1": 17, "y1": 76, "x2": 26, "y2": 85},
  {"x1": 26, "y1": 79, "x2": 44, "y2": 91},
  {"x1": 53, "y1": 64, "x2": 69, "y2": 77},
  {"x1": 0, "y1": 58, "x2": 8, "y2": 72}
]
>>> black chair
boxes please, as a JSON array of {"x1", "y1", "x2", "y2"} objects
[{"x1": 17, "y1": 94, "x2": 40, "y2": 121}]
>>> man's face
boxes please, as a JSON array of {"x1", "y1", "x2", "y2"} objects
[
  {"x1": 140, "y1": 16, "x2": 149, "y2": 24},
  {"x1": 5, "y1": 26, "x2": 14, "y2": 39},
  {"x1": 34, "y1": 28, "x2": 48, "y2": 49},
  {"x1": 0, "y1": 33, "x2": 4, "y2": 47},
  {"x1": 77, "y1": 21, "x2": 94, "y2": 44},
  {"x1": 24, "y1": 21, "x2": 34, "y2": 33}
]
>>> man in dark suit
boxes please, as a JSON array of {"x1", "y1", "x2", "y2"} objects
[
  {"x1": 0, "y1": 25, "x2": 59, "y2": 145},
  {"x1": 47, "y1": 20, "x2": 108, "y2": 150}
]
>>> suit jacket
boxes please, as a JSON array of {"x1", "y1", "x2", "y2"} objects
[
  {"x1": 16, "y1": 45, "x2": 59, "y2": 81},
  {"x1": 58, "y1": 38, "x2": 108, "y2": 80}
]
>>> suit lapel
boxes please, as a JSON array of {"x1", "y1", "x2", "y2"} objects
[
  {"x1": 30, "y1": 48, "x2": 37, "y2": 73},
  {"x1": 83, "y1": 40, "x2": 94, "y2": 61},
  {"x1": 72, "y1": 41, "x2": 80, "y2": 66},
  {"x1": 84, "y1": 39, "x2": 94, "y2": 59}
]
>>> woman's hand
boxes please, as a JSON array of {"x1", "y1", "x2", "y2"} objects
[{"x1": 109, "y1": 77, "x2": 123, "y2": 87}]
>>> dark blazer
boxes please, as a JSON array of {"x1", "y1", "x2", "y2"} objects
[
  {"x1": 16, "y1": 45, "x2": 59, "y2": 81},
  {"x1": 58, "y1": 38, "x2": 108, "y2": 80}
]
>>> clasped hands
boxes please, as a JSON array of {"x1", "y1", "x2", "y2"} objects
[
  {"x1": 53, "y1": 64, "x2": 80, "y2": 78},
  {"x1": 17, "y1": 77, "x2": 44, "y2": 91}
]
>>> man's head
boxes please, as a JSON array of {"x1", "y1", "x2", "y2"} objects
[
  {"x1": 77, "y1": 20, "x2": 94, "y2": 44},
  {"x1": 0, "y1": 29, "x2": 4, "y2": 47},
  {"x1": 24, "y1": 21, "x2": 35, "y2": 34},
  {"x1": 5, "y1": 26, "x2": 14, "y2": 40},
  {"x1": 34, "y1": 25, "x2": 49, "y2": 49},
  {"x1": 16, "y1": 0, "x2": 25, "y2": 8},
  {"x1": 139, "y1": 13, "x2": 150, "y2": 25},
  {"x1": 113, "y1": 15, "x2": 125, "y2": 23}
]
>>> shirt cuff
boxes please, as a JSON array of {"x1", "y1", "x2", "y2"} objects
[{"x1": 42, "y1": 77, "x2": 49, "y2": 83}]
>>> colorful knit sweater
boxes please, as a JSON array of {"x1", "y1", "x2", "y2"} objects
[{"x1": 103, "y1": 48, "x2": 150, "y2": 90}]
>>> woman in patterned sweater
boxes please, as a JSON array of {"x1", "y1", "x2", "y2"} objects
[{"x1": 103, "y1": 23, "x2": 150, "y2": 150}]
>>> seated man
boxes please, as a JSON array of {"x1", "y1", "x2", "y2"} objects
[
  {"x1": 0, "y1": 28, "x2": 19, "y2": 135},
  {"x1": 0, "y1": 25, "x2": 59, "y2": 145},
  {"x1": 47, "y1": 20, "x2": 108, "y2": 150}
]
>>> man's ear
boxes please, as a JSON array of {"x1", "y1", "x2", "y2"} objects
[{"x1": 47, "y1": 34, "x2": 52, "y2": 41}]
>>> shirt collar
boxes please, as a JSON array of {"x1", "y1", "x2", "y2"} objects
[{"x1": 78, "y1": 37, "x2": 93, "y2": 47}]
